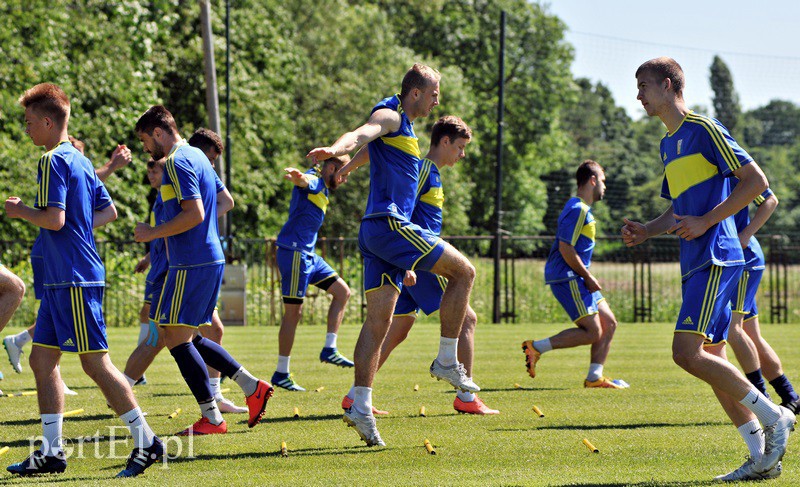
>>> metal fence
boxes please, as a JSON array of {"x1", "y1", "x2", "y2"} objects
[{"x1": 1, "y1": 234, "x2": 797, "y2": 327}]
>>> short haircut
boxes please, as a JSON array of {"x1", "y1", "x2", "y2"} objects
[
  {"x1": 135, "y1": 105, "x2": 178, "y2": 135},
  {"x1": 635, "y1": 57, "x2": 685, "y2": 96},
  {"x1": 576, "y1": 160, "x2": 604, "y2": 187},
  {"x1": 322, "y1": 155, "x2": 349, "y2": 171},
  {"x1": 188, "y1": 128, "x2": 224, "y2": 155},
  {"x1": 68, "y1": 135, "x2": 85, "y2": 153},
  {"x1": 430, "y1": 115, "x2": 472, "y2": 146},
  {"x1": 18, "y1": 83, "x2": 71, "y2": 127},
  {"x1": 400, "y1": 63, "x2": 441, "y2": 98},
  {"x1": 146, "y1": 157, "x2": 166, "y2": 169}
]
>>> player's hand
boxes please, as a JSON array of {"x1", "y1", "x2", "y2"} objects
[
  {"x1": 109, "y1": 144, "x2": 132, "y2": 170},
  {"x1": 306, "y1": 147, "x2": 336, "y2": 164},
  {"x1": 621, "y1": 218, "x2": 647, "y2": 247},
  {"x1": 283, "y1": 167, "x2": 306, "y2": 184},
  {"x1": 134, "y1": 254, "x2": 151, "y2": 273},
  {"x1": 403, "y1": 270, "x2": 417, "y2": 287},
  {"x1": 134, "y1": 222, "x2": 155, "y2": 242},
  {"x1": 738, "y1": 232, "x2": 750, "y2": 249},
  {"x1": 668, "y1": 214, "x2": 710, "y2": 241},
  {"x1": 4, "y1": 197, "x2": 25, "y2": 218},
  {"x1": 584, "y1": 274, "x2": 602, "y2": 293}
]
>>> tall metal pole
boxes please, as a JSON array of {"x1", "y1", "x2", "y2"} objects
[
  {"x1": 225, "y1": 0, "x2": 232, "y2": 237},
  {"x1": 492, "y1": 11, "x2": 506, "y2": 324},
  {"x1": 200, "y1": 0, "x2": 228, "y2": 236}
]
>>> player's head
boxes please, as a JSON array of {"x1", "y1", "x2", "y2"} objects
[
  {"x1": 400, "y1": 63, "x2": 441, "y2": 119},
  {"x1": 635, "y1": 57, "x2": 685, "y2": 116},
  {"x1": 430, "y1": 115, "x2": 472, "y2": 167},
  {"x1": 576, "y1": 159, "x2": 605, "y2": 202},
  {"x1": 135, "y1": 105, "x2": 179, "y2": 160},
  {"x1": 320, "y1": 155, "x2": 349, "y2": 190},
  {"x1": 68, "y1": 135, "x2": 85, "y2": 154},
  {"x1": 18, "y1": 83, "x2": 71, "y2": 146},
  {"x1": 146, "y1": 157, "x2": 166, "y2": 189},
  {"x1": 188, "y1": 128, "x2": 224, "y2": 167}
]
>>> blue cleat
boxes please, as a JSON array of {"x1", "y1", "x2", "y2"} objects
[
  {"x1": 320, "y1": 347, "x2": 354, "y2": 368},
  {"x1": 115, "y1": 437, "x2": 164, "y2": 478},
  {"x1": 271, "y1": 371, "x2": 306, "y2": 391},
  {"x1": 7, "y1": 450, "x2": 67, "y2": 476}
]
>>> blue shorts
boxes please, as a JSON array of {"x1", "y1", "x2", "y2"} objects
[
  {"x1": 31, "y1": 255, "x2": 44, "y2": 300},
  {"x1": 276, "y1": 247, "x2": 338, "y2": 304},
  {"x1": 676, "y1": 264, "x2": 743, "y2": 345},
  {"x1": 394, "y1": 271, "x2": 447, "y2": 316},
  {"x1": 358, "y1": 217, "x2": 445, "y2": 293},
  {"x1": 732, "y1": 269, "x2": 762, "y2": 321},
  {"x1": 156, "y1": 264, "x2": 223, "y2": 328},
  {"x1": 33, "y1": 287, "x2": 109, "y2": 354},
  {"x1": 549, "y1": 279, "x2": 604, "y2": 323},
  {"x1": 143, "y1": 268, "x2": 167, "y2": 306}
]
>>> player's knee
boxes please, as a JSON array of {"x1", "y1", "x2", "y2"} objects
[
  {"x1": 337, "y1": 283, "x2": 352, "y2": 302},
  {"x1": 671, "y1": 347, "x2": 697, "y2": 371},
  {"x1": 585, "y1": 324, "x2": 602, "y2": 343},
  {"x1": 601, "y1": 315, "x2": 617, "y2": 335},
  {"x1": 462, "y1": 308, "x2": 478, "y2": 334},
  {"x1": 1, "y1": 272, "x2": 26, "y2": 303}
]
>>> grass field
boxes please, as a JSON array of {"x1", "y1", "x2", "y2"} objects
[{"x1": 1, "y1": 321, "x2": 799, "y2": 486}]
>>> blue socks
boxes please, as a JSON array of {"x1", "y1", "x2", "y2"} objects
[
  {"x1": 745, "y1": 369, "x2": 769, "y2": 398},
  {"x1": 769, "y1": 374, "x2": 799, "y2": 404},
  {"x1": 170, "y1": 342, "x2": 213, "y2": 403},
  {"x1": 192, "y1": 335, "x2": 242, "y2": 378}
]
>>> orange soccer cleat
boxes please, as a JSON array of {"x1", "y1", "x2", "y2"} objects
[
  {"x1": 246, "y1": 380, "x2": 274, "y2": 428},
  {"x1": 521, "y1": 340, "x2": 541, "y2": 378},
  {"x1": 453, "y1": 395, "x2": 500, "y2": 415},
  {"x1": 176, "y1": 417, "x2": 227, "y2": 436}
]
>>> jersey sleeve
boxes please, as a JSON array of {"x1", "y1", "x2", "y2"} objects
[
  {"x1": 214, "y1": 173, "x2": 226, "y2": 193},
  {"x1": 304, "y1": 174, "x2": 325, "y2": 194},
  {"x1": 704, "y1": 119, "x2": 753, "y2": 177},
  {"x1": 93, "y1": 179, "x2": 113, "y2": 211},
  {"x1": 754, "y1": 187, "x2": 774, "y2": 207},
  {"x1": 35, "y1": 152, "x2": 68, "y2": 210},
  {"x1": 166, "y1": 154, "x2": 201, "y2": 202},
  {"x1": 556, "y1": 205, "x2": 588, "y2": 246}
]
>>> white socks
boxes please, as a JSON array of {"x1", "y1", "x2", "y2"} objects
[
  {"x1": 436, "y1": 337, "x2": 458, "y2": 366},
  {"x1": 137, "y1": 322, "x2": 149, "y2": 345},
  {"x1": 325, "y1": 333, "x2": 338, "y2": 349},
  {"x1": 41, "y1": 414, "x2": 63, "y2": 456},
  {"x1": 347, "y1": 384, "x2": 356, "y2": 400},
  {"x1": 123, "y1": 374, "x2": 136, "y2": 387},
  {"x1": 353, "y1": 386, "x2": 372, "y2": 415},
  {"x1": 199, "y1": 399, "x2": 224, "y2": 426},
  {"x1": 457, "y1": 386, "x2": 475, "y2": 402},
  {"x1": 15, "y1": 329, "x2": 32, "y2": 347},
  {"x1": 740, "y1": 389, "x2": 781, "y2": 426},
  {"x1": 738, "y1": 420, "x2": 764, "y2": 461},
  {"x1": 276, "y1": 355, "x2": 290, "y2": 374},
  {"x1": 209, "y1": 377, "x2": 221, "y2": 399},
  {"x1": 120, "y1": 407, "x2": 155, "y2": 448},
  {"x1": 533, "y1": 338, "x2": 553, "y2": 353},
  {"x1": 231, "y1": 367, "x2": 258, "y2": 396},
  {"x1": 587, "y1": 363, "x2": 604, "y2": 382}
]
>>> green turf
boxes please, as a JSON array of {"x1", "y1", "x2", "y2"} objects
[{"x1": 1, "y1": 321, "x2": 799, "y2": 485}]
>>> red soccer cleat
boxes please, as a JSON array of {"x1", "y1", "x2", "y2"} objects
[
  {"x1": 454, "y1": 395, "x2": 500, "y2": 415},
  {"x1": 341, "y1": 395, "x2": 390, "y2": 416},
  {"x1": 246, "y1": 379, "x2": 274, "y2": 428},
  {"x1": 176, "y1": 417, "x2": 227, "y2": 436}
]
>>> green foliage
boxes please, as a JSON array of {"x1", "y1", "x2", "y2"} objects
[{"x1": 709, "y1": 55, "x2": 741, "y2": 134}]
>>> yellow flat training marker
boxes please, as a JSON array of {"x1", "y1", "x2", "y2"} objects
[
  {"x1": 423, "y1": 438, "x2": 436, "y2": 455},
  {"x1": 413, "y1": 384, "x2": 419, "y2": 392},
  {"x1": 314, "y1": 386, "x2": 325, "y2": 393},
  {"x1": 532, "y1": 405, "x2": 544, "y2": 418},
  {"x1": 514, "y1": 383, "x2": 522, "y2": 389},
  {"x1": 21, "y1": 391, "x2": 37, "y2": 396},
  {"x1": 280, "y1": 441, "x2": 288, "y2": 457},
  {"x1": 63, "y1": 409, "x2": 84, "y2": 417},
  {"x1": 583, "y1": 438, "x2": 599, "y2": 453},
  {"x1": 219, "y1": 388, "x2": 230, "y2": 394},
  {"x1": 293, "y1": 407, "x2": 300, "y2": 418},
  {"x1": 168, "y1": 408, "x2": 182, "y2": 419},
  {"x1": 419, "y1": 406, "x2": 426, "y2": 417},
  {"x1": 0, "y1": 446, "x2": 9, "y2": 456}
]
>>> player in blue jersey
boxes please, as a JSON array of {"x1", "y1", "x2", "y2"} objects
[
  {"x1": 523, "y1": 160, "x2": 628, "y2": 389},
  {"x1": 134, "y1": 106, "x2": 271, "y2": 437},
  {"x1": 717, "y1": 184, "x2": 800, "y2": 414},
  {"x1": 272, "y1": 156, "x2": 354, "y2": 392},
  {"x1": 622, "y1": 58, "x2": 794, "y2": 481},
  {"x1": 4, "y1": 83, "x2": 162, "y2": 478},
  {"x1": 308, "y1": 64, "x2": 479, "y2": 447}
]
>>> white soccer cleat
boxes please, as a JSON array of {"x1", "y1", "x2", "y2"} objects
[
  {"x1": 3, "y1": 336, "x2": 23, "y2": 374},
  {"x1": 343, "y1": 407, "x2": 385, "y2": 447},
  {"x1": 429, "y1": 360, "x2": 480, "y2": 393},
  {"x1": 714, "y1": 457, "x2": 781, "y2": 482},
  {"x1": 758, "y1": 407, "x2": 796, "y2": 473},
  {"x1": 63, "y1": 381, "x2": 78, "y2": 396},
  {"x1": 216, "y1": 396, "x2": 247, "y2": 414}
]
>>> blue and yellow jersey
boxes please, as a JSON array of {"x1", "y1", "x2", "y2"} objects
[
  {"x1": 544, "y1": 197, "x2": 596, "y2": 284},
  {"x1": 411, "y1": 158, "x2": 444, "y2": 236},
  {"x1": 731, "y1": 179, "x2": 773, "y2": 271},
  {"x1": 148, "y1": 195, "x2": 169, "y2": 279},
  {"x1": 660, "y1": 112, "x2": 749, "y2": 279},
  {"x1": 160, "y1": 141, "x2": 225, "y2": 269},
  {"x1": 276, "y1": 167, "x2": 330, "y2": 254},
  {"x1": 34, "y1": 141, "x2": 111, "y2": 288},
  {"x1": 363, "y1": 94, "x2": 422, "y2": 221}
]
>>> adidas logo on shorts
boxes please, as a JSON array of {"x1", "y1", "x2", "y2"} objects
[
  {"x1": 62, "y1": 338, "x2": 75, "y2": 347},
  {"x1": 682, "y1": 316, "x2": 694, "y2": 325}
]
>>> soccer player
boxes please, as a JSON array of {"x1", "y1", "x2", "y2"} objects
[
  {"x1": 134, "y1": 106, "x2": 271, "y2": 436},
  {"x1": 308, "y1": 63, "x2": 479, "y2": 446},
  {"x1": 522, "y1": 160, "x2": 627, "y2": 389},
  {"x1": 4, "y1": 138, "x2": 131, "y2": 380},
  {"x1": 341, "y1": 115, "x2": 497, "y2": 415},
  {"x1": 720, "y1": 183, "x2": 800, "y2": 411},
  {"x1": 5, "y1": 83, "x2": 162, "y2": 477},
  {"x1": 622, "y1": 58, "x2": 794, "y2": 481},
  {"x1": 272, "y1": 156, "x2": 354, "y2": 391}
]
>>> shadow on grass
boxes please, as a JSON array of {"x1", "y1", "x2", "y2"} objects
[
  {"x1": 0, "y1": 474, "x2": 109, "y2": 485},
  {"x1": 491, "y1": 420, "x2": 729, "y2": 432},
  {"x1": 0, "y1": 414, "x2": 111, "y2": 428},
  {"x1": 560, "y1": 482, "x2": 715, "y2": 486},
  {"x1": 453, "y1": 386, "x2": 566, "y2": 393},
  {"x1": 164, "y1": 445, "x2": 385, "y2": 464},
  {"x1": 234, "y1": 413, "x2": 343, "y2": 426}
]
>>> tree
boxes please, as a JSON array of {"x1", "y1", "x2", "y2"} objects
[{"x1": 709, "y1": 55, "x2": 741, "y2": 134}]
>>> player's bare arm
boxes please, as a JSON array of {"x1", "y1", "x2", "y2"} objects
[
  {"x1": 134, "y1": 252, "x2": 151, "y2": 274},
  {"x1": 621, "y1": 205, "x2": 675, "y2": 247},
  {"x1": 558, "y1": 240, "x2": 600, "y2": 292},
  {"x1": 738, "y1": 192, "x2": 778, "y2": 249},
  {"x1": 306, "y1": 108, "x2": 401, "y2": 163},
  {"x1": 217, "y1": 187, "x2": 234, "y2": 217},
  {"x1": 134, "y1": 198, "x2": 204, "y2": 242},
  {"x1": 95, "y1": 144, "x2": 132, "y2": 183},
  {"x1": 337, "y1": 145, "x2": 370, "y2": 179},
  {"x1": 92, "y1": 203, "x2": 118, "y2": 228},
  {"x1": 670, "y1": 162, "x2": 768, "y2": 241},
  {"x1": 283, "y1": 167, "x2": 310, "y2": 188},
  {"x1": 4, "y1": 197, "x2": 65, "y2": 231}
]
